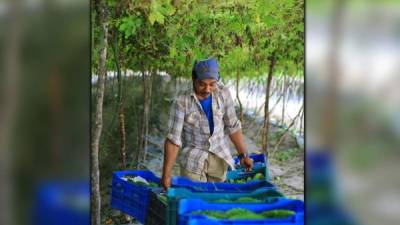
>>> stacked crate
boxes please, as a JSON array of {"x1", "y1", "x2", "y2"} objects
[
  {"x1": 110, "y1": 170, "x2": 161, "y2": 224},
  {"x1": 110, "y1": 153, "x2": 305, "y2": 225},
  {"x1": 171, "y1": 153, "x2": 304, "y2": 225}
]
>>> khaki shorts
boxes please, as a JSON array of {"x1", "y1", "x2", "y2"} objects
[{"x1": 181, "y1": 153, "x2": 227, "y2": 182}]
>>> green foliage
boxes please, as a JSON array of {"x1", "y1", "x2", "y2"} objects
[
  {"x1": 92, "y1": 0, "x2": 304, "y2": 78},
  {"x1": 192, "y1": 208, "x2": 295, "y2": 220},
  {"x1": 118, "y1": 16, "x2": 143, "y2": 39},
  {"x1": 157, "y1": 194, "x2": 168, "y2": 205},
  {"x1": 274, "y1": 148, "x2": 300, "y2": 162},
  {"x1": 276, "y1": 151, "x2": 290, "y2": 162},
  {"x1": 124, "y1": 175, "x2": 160, "y2": 187},
  {"x1": 261, "y1": 209, "x2": 295, "y2": 218},
  {"x1": 227, "y1": 172, "x2": 265, "y2": 183},
  {"x1": 226, "y1": 208, "x2": 265, "y2": 219},
  {"x1": 214, "y1": 197, "x2": 262, "y2": 203},
  {"x1": 192, "y1": 210, "x2": 226, "y2": 219},
  {"x1": 236, "y1": 197, "x2": 262, "y2": 203}
]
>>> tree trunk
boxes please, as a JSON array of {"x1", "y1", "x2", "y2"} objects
[
  {"x1": 281, "y1": 76, "x2": 286, "y2": 125},
  {"x1": 104, "y1": 30, "x2": 120, "y2": 138},
  {"x1": 272, "y1": 105, "x2": 304, "y2": 153},
  {"x1": 91, "y1": 1, "x2": 108, "y2": 224},
  {"x1": 173, "y1": 0, "x2": 180, "y2": 7},
  {"x1": 113, "y1": 26, "x2": 127, "y2": 169},
  {"x1": 135, "y1": 70, "x2": 144, "y2": 169},
  {"x1": 236, "y1": 68, "x2": 244, "y2": 123},
  {"x1": 261, "y1": 57, "x2": 276, "y2": 156},
  {"x1": 300, "y1": 106, "x2": 304, "y2": 135},
  {"x1": 119, "y1": 102, "x2": 126, "y2": 169},
  {"x1": 142, "y1": 71, "x2": 153, "y2": 164},
  {"x1": 321, "y1": 0, "x2": 345, "y2": 149},
  {"x1": 137, "y1": 70, "x2": 153, "y2": 168},
  {"x1": 0, "y1": 2, "x2": 21, "y2": 225}
]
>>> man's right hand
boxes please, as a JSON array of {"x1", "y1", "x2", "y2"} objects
[
  {"x1": 240, "y1": 156, "x2": 254, "y2": 171},
  {"x1": 161, "y1": 173, "x2": 171, "y2": 190}
]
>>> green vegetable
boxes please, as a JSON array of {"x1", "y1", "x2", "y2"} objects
[
  {"x1": 236, "y1": 179, "x2": 245, "y2": 183},
  {"x1": 132, "y1": 180, "x2": 148, "y2": 186},
  {"x1": 214, "y1": 199, "x2": 232, "y2": 203},
  {"x1": 261, "y1": 209, "x2": 295, "y2": 218},
  {"x1": 213, "y1": 197, "x2": 261, "y2": 203},
  {"x1": 192, "y1": 210, "x2": 226, "y2": 219},
  {"x1": 228, "y1": 172, "x2": 265, "y2": 183},
  {"x1": 158, "y1": 194, "x2": 167, "y2": 205},
  {"x1": 226, "y1": 208, "x2": 263, "y2": 219},
  {"x1": 124, "y1": 176, "x2": 160, "y2": 187},
  {"x1": 253, "y1": 173, "x2": 265, "y2": 180},
  {"x1": 148, "y1": 182, "x2": 159, "y2": 187},
  {"x1": 192, "y1": 208, "x2": 295, "y2": 220},
  {"x1": 235, "y1": 197, "x2": 262, "y2": 203}
]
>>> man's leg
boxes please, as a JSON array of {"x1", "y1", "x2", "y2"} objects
[{"x1": 205, "y1": 153, "x2": 227, "y2": 182}]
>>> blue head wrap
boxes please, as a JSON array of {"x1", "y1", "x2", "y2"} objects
[{"x1": 192, "y1": 57, "x2": 219, "y2": 81}]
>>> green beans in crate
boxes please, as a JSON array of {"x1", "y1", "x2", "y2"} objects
[
  {"x1": 167, "y1": 187, "x2": 284, "y2": 225},
  {"x1": 178, "y1": 198, "x2": 304, "y2": 225}
]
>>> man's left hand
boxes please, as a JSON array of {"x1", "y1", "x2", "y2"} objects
[{"x1": 240, "y1": 156, "x2": 253, "y2": 171}]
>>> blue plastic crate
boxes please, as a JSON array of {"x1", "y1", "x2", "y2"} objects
[
  {"x1": 188, "y1": 219, "x2": 301, "y2": 225},
  {"x1": 178, "y1": 198, "x2": 304, "y2": 225},
  {"x1": 145, "y1": 189, "x2": 167, "y2": 225},
  {"x1": 226, "y1": 166, "x2": 267, "y2": 182},
  {"x1": 307, "y1": 151, "x2": 336, "y2": 182},
  {"x1": 307, "y1": 204, "x2": 358, "y2": 225},
  {"x1": 307, "y1": 151, "x2": 340, "y2": 205},
  {"x1": 171, "y1": 176, "x2": 276, "y2": 193},
  {"x1": 32, "y1": 181, "x2": 89, "y2": 225},
  {"x1": 167, "y1": 187, "x2": 285, "y2": 225},
  {"x1": 231, "y1": 153, "x2": 270, "y2": 180},
  {"x1": 110, "y1": 170, "x2": 161, "y2": 224},
  {"x1": 233, "y1": 153, "x2": 266, "y2": 166}
]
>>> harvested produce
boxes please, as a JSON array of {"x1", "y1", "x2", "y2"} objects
[
  {"x1": 192, "y1": 208, "x2": 295, "y2": 220},
  {"x1": 227, "y1": 172, "x2": 265, "y2": 183},
  {"x1": 214, "y1": 197, "x2": 262, "y2": 203},
  {"x1": 123, "y1": 175, "x2": 159, "y2": 187}
]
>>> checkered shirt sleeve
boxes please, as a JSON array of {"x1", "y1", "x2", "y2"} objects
[{"x1": 166, "y1": 98, "x2": 185, "y2": 147}]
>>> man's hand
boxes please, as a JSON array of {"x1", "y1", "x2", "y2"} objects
[
  {"x1": 161, "y1": 173, "x2": 172, "y2": 190},
  {"x1": 240, "y1": 156, "x2": 253, "y2": 171},
  {"x1": 229, "y1": 130, "x2": 252, "y2": 171}
]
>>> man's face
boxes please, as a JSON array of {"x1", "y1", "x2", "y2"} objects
[{"x1": 194, "y1": 78, "x2": 217, "y2": 99}]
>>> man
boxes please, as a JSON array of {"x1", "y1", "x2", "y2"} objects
[{"x1": 161, "y1": 57, "x2": 253, "y2": 189}]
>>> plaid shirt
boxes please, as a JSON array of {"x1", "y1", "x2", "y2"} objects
[{"x1": 166, "y1": 83, "x2": 241, "y2": 174}]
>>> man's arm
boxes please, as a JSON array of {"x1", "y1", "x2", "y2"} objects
[
  {"x1": 162, "y1": 98, "x2": 184, "y2": 189},
  {"x1": 220, "y1": 86, "x2": 253, "y2": 170},
  {"x1": 229, "y1": 129, "x2": 246, "y2": 154},
  {"x1": 161, "y1": 139, "x2": 179, "y2": 189},
  {"x1": 229, "y1": 129, "x2": 253, "y2": 170}
]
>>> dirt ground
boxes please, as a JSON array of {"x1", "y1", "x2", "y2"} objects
[{"x1": 241, "y1": 117, "x2": 304, "y2": 200}]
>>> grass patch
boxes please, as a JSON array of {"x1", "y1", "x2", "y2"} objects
[{"x1": 273, "y1": 148, "x2": 300, "y2": 162}]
